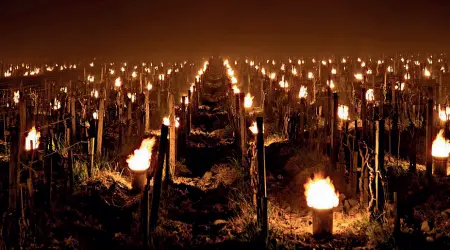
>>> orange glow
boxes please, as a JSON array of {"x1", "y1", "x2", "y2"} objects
[
  {"x1": 249, "y1": 122, "x2": 258, "y2": 135},
  {"x1": 232, "y1": 85, "x2": 240, "y2": 94},
  {"x1": 270, "y1": 72, "x2": 276, "y2": 80},
  {"x1": 354, "y1": 73, "x2": 363, "y2": 81},
  {"x1": 25, "y1": 126, "x2": 40, "y2": 151},
  {"x1": 126, "y1": 138, "x2": 156, "y2": 171},
  {"x1": 432, "y1": 129, "x2": 450, "y2": 158},
  {"x1": 304, "y1": 173, "x2": 339, "y2": 210},
  {"x1": 231, "y1": 76, "x2": 238, "y2": 84},
  {"x1": 13, "y1": 91, "x2": 20, "y2": 104},
  {"x1": 147, "y1": 83, "x2": 152, "y2": 91},
  {"x1": 424, "y1": 68, "x2": 431, "y2": 77}
]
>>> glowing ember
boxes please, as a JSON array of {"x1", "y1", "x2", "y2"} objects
[
  {"x1": 299, "y1": 86, "x2": 308, "y2": 99},
  {"x1": 115, "y1": 77, "x2": 122, "y2": 87},
  {"x1": 366, "y1": 89, "x2": 375, "y2": 102},
  {"x1": 25, "y1": 126, "x2": 40, "y2": 151},
  {"x1": 338, "y1": 105, "x2": 349, "y2": 120},
  {"x1": 304, "y1": 173, "x2": 339, "y2": 210},
  {"x1": 126, "y1": 138, "x2": 156, "y2": 171},
  {"x1": 13, "y1": 91, "x2": 20, "y2": 104},
  {"x1": 432, "y1": 129, "x2": 450, "y2": 158},
  {"x1": 244, "y1": 93, "x2": 254, "y2": 108}
]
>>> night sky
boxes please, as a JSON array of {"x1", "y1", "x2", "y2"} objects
[{"x1": 1, "y1": 0, "x2": 449, "y2": 60}]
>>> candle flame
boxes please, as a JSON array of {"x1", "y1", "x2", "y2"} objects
[{"x1": 115, "y1": 77, "x2": 122, "y2": 87}]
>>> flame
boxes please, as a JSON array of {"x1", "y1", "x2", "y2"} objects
[
  {"x1": 395, "y1": 82, "x2": 405, "y2": 91},
  {"x1": 121, "y1": 67, "x2": 125, "y2": 72},
  {"x1": 227, "y1": 68, "x2": 234, "y2": 77},
  {"x1": 190, "y1": 84, "x2": 194, "y2": 92},
  {"x1": 25, "y1": 126, "x2": 40, "y2": 151},
  {"x1": 321, "y1": 60, "x2": 327, "y2": 66},
  {"x1": 307, "y1": 72, "x2": 314, "y2": 79},
  {"x1": 159, "y1": 74, "x2": 165, "y2": 81},
  {"x1": 167, "y1": 69, "x2": 172, "y2": 75},
  {"x1": 299, "y1": 86, "x2": 307, "y2": 99},
  {"x1": 115, "y1": 77, "x2": 122, "y2": 87},
  {"x1": 53, "y1": 98, "x2": 61, "y2": 110},
  {"x1": 338, "y1": 105, "x2": 349, "y2": 120},
  {"x1": 87, "y1": 75, "x2": 95, "y2": 83},
  {"x1": 361, "y1": 61, "x2": 366, "y2": 67},
  {"x1": 366, "y1": 89, "x2": 375, "y2": 102},
  {"x1": 331, "y1": 68, "x2": 337, "y2": 75},
  {"x1": 432, "y1": 130, "x2": 450, "y2": 157},
  {"x1": 93, "y1": 111, "x2": 98, "y2": 120},
  {"x1": 439, "y1": 109, "x2": 448, "y2": 122},
  {"x1": 91, "y1": 89, "x2": 99, "y2": 98},
  {"x1": 13, "y1": 91, "x2": 20, "y2": 104},
  {"x1": 60, "y1": 87, "x2": 67, "y2": 93},
  {"x1": 249, "y1": 122, "x2": 258, "y2": 134},
  {"x1": 341, "y1": 58, "x2": 346, "y2": 63},
  {"x1": 261, "y1": 68, "x2": 266, "y2": 75},
  {"x1": 90, "y1": 62, "x2": 94, "y2": 67},
  {"x1": 424, "y1": 68, "x2": 431, "y2": 77},
  {"x1": 132, "y1": 71, "x2": 137, "y2": 78},
  {"x1": 279, "y1": 80, "x2": 288, "y2": 88},
  {"x1": 232, "y1": 85, "x2": 240, "y2": 94},
  {"x1": 366, "y1": 69, "x2": 373, "y2": 75},
  {"x1": 327, "y1": 79, "x2": 335, "y2": 89},
  {"x1": 304, "y1": 173, "x2": 339, "y2": 210},
  {"x1": 126, "y1": 138, "x2": 156, "y2": 171},
  {"x1": 354, "y1": 73, "x2": 363, "y2": 81},
  {"x1": 292, "y1": 67, "x2": 298, "y2": 75},
  {"x1": 147, "y1": 83, "x2": 152, "y2": 91},
  {"x1": 244, "y1": 93, "x2": 254, "y2": 108},
  {"x1": 249, "y1": 121, "x2": 264, "y2": 135},
  {"x1": 270, "y1": 72, "x2": 276, "y2": 80},
  {"x1": 404, "y1": 73, "x2": 410, "y2": 80},
  {"x1": 163, "y1": 117, "x2": 170, "y2": 126}
]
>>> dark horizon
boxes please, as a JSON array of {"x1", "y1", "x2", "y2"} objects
[{"x1": 1, "y1": 0, "x2": 450, "y2": 61}]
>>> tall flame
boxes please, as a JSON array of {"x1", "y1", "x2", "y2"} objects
[
  {"x1": 244, "y1": 93, "x2": 253, "y2": 108},
  {"x1": 432, "y1": 130, "x2": 450, "y2": 157},
  {"x1": 304, "y1": 173, "x2": 339, "y2": 210},
  {"x1": 25, "y1": 126, "x2": 40, "y2": 151},
  {"x1": 126, "y1": 138, "x2": 156, "y2": 171}
]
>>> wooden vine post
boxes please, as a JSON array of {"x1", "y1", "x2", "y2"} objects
[
  {"x1": 168, "y1": 93, "x2": 176, "y2": 183},
  {"x1": 239, "y1": 93, "x2": 246, "y2": 164},
  {"x1": 425, "y1": 99, "x2": 433, "y2": 180},
  {"x1": 256, "y1": 117, "x2": 268, "y2": 246},
  {"x1": 375, "y1": 119, "x2": 385, "y2": 214},
  {"x1": 331, "y1": 93, "x2": 339, "y2": 170},
  {"x1": 96, "y1": 98, "x2": 105, "y2": 159},
  {"x1": 149, "y1": 124, "x2": 169, "y2": 233}
]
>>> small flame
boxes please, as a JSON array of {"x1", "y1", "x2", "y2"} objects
[
  {"x1": 159, "y1": 74, "x2": 165, "y2": 81},
  {"x1": 121, "y1": 67, "x2": 125, "y2": 72},
  {"x1": 292, "y1": 67, "x2": 298, "y2": 75},
  {"x1": 354, "y1": 73, "x2": 363, "y2": 81},
  {"x1": 132, "y1": 71, "x2": 138, "y2": 78},
  {"x1": 304, "y1": 173, "x2": 339, "y2": 210},
  {"x1": 270, "y1": 73, "x2": 276, "y2": 80},
  {"x1": 163, "y1": 117, "x2": 170, "y2": 126},
  {"x1": 308, "y1": 72, "x2": 314, "y2": 79},
  {"x1": 115, "y1": 77, "x2": 122, "y2": 87},
  {"x1": 93, "y1": 111, "x2": 98, "y2": 120},
  {"x1": 327, "y1": 79, "x2": 335, "y2": 89},
  {"x1": 90, "y1": 62, "x2": 94, "y2": 67},
  {"x1": 299, "y1": 86, "x2": 307, "y2": 99},
  {"x1": 432, "y1": 130, "x2": 450, "y2": 158},
  {"x1": 424, "y1": 68, "x2": 431, "y2": 77},
  {"x1": 147, "y1": 83, "x2": 152, "y2": 91},
  {"x1": 279, "y1": 80, "x2": 289, "y2": 88},
  {"x1": 244, "y1": 93, "x2": 254, "y2": 108},
  {"x1": 366, "y1": 89, "x2": 375, "y2": 102},
  {"x1": 249, "y1": 122, "x2": 258, "y2": 134},
  {"x1": 25, "y1": 126, "x2": 40, "y2": 151},
  {"x1": 53, "y1": 98, "x2": 61, "y2": 110},
  {"x1": 232, "y1": 85, "x2": 240, "y2": 94},
  {"x1": 87, "y1": 75, "x2": 95, "y2": 83},
  {"x1": 331, "y1": 68, "x2": 337, "y2": 75},
  {"x1": 338, "y1": 105, "x2": 349, "y2": 120},
  {"x1": 126, "y1": 138, "x2": 156, "y2": 171},
  {"x1": 13, "y1": 91, "x2": 20, "y2": 104}
]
